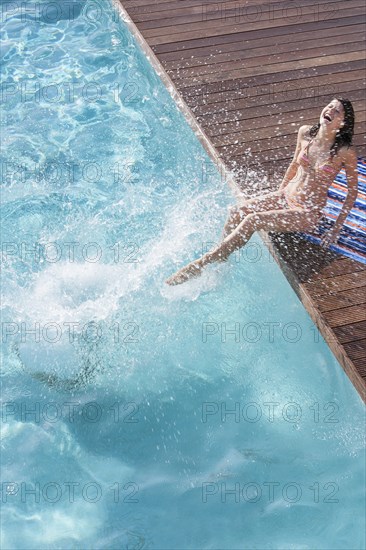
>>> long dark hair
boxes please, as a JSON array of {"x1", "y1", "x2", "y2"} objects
[{"x1": 308, "y1": 97, "x2": 355, "y2": 157}]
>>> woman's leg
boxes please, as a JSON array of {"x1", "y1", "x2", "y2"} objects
[
  {"x1": 166, "y1": 208, "x2": 318, "y2": 285},
  {"x1": 208, "y1": 208, "x2": 317, "y2": 262},
  {"x1": 223, "y1": 191, "x2": 287, "y2": 237}
]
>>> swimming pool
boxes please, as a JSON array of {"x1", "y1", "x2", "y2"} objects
[{"x1": 1, "y1": 1, "x2": 365, "y2": 548}]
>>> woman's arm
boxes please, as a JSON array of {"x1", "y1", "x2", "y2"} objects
[
  {"x1": 321, "y1": 147, "x2": 359, "y2": 247},
  {"x1": 278, "y1": 125, "x2": 309, "y2": 191}
]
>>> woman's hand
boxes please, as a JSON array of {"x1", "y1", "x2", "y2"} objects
[{"x1": 320, "y1": 226, "x2": 340, "y2": 248}]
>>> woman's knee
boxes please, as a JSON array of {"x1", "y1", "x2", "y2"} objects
[
  {"x1": 228, "y1": 205, "x2": 249, "y2": 221},
  {"x1": 238, "y1": 204, "x2": 251, "y2": 218}
]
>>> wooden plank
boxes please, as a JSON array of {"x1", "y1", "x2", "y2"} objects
[
  {"x1": 181, "y1": 59, "x2": 366, "y2": 96},
  {"x1": 123, "y1": 0, "x2": 341, "y2": 9},
  {"x1": 152, "y1": 14, "x2": 363, "y2": 53},
  {"x1": 189, "y1": 72, "x2": 365, "y2": 110},
  {"x1": 164, "y1": 31, "x2": 365, "y2": 71},
  {"x1": 134, "y1": 0, "x2": 345, "y2": 28},
  {"x1": 316, "y1": 287, "x2": 366, "y2": 313},
  {"x1": 174, "y1": 51, "x2": 366, "y2": 87},
  {"x1": 211, "y1": 112, "x2": 366, "y2": 156},
  {"x1": 200, "y1": 93, "x2": 366, "y2": 137},
  {"x1": 159, "y1": 23, "x2": 365, "y2": 63},
  {"x1": 309, "y1": 258, "x2": 366, "y2": 281},
  {"x1": 333, "y1": 321, "x2": 366, "y2": 344},
  {"x1": 208, "y1": 101, "x2": 366, "y2": 137},
  {"x1": 145, "y1": 9, "x2": 365, "y2": 45},
  {"x1": 125, "y1": 0, "x2": 344, "y2": 20},
  {"x1": 343, "y1": 339, "x2": 366, "y2": 360},
  {"x1": 304, "y1": 272, "x2": 366, "y2": 297},
  {"x1": 142, "y1": 2, "x2": 362, "y2": 39},
  {"x1": 169, "y1": 41, "x2": 365, "y2": 81},
  {"x1": 324, "y1": 305, "x2": 366, "y2": 328},
  {"x1": 192, "y1": 80, "x2": 365, "y2": 118},
  {"x1": 352, "y1": 357, "x2": 366, "y2": 370}
]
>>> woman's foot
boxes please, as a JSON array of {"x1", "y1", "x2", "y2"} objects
[{"x1": 166, "y1": 260, "x2": 203, "y2": 286}]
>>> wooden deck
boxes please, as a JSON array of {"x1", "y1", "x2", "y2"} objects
[{"x1": 118, "y1": 0, "x2": 366, "y2": 401}]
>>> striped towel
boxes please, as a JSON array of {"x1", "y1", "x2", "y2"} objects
[{"x1": 299, "y1": 157, "x2": 366, "y2": 264}]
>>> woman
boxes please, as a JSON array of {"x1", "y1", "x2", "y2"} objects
[{"x1": 166, "y1": 98, "x2": 358, "y2": 286}]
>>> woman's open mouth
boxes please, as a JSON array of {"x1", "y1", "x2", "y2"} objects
[{"x1": 323, "y1": 114, "x2": 332, "y2": 122}]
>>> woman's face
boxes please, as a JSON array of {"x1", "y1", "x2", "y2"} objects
[{"x1": 320, "y1": 99, "x2": 345, "y2": 131}]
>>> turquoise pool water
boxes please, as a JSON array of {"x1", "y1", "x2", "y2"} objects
[{"x1": 1, "y1": 1, "x2": 365, "y2": 548}]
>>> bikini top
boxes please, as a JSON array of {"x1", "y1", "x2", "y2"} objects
[{"x1": 298, "y1": 138, "x2": 340, "y2": 177}]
